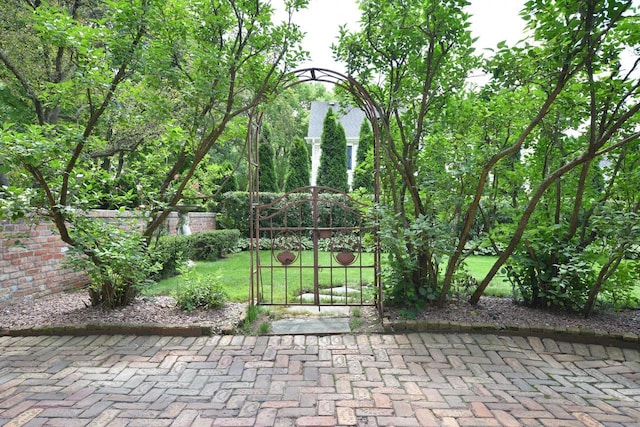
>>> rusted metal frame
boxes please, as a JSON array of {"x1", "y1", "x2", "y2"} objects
[
  {"x1": 251, "y1": 68, "x2": 384, "y2": 314},
  {"x1": 258, "y1": 186, "x2": 374, "y2": 303},
  {"x1": 312, "y1": 187, "x2": 320, "y2": 305},
  {"x1": 248, "y1": 110, "x2": 263, "y2": 308},
  {"x1": 289, "y1": 69, "x2": 385, "y2": 316}
]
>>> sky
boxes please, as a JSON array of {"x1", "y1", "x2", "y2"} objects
[{"x1": 287, "y1": 0, "x2": 528, "y2": 73}]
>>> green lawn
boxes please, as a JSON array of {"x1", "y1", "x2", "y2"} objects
[
  {"x1": 149, "y1": 252, "x2": 513, "y2": 302},
  {"x1": 463, "y1": 256, "x2": 512, "y2": 297},
  {"x1": 150, "y1": 252, "x2": 639, "y2": 305}
]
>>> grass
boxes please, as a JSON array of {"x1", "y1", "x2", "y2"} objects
[
  {"x1": 148, "y1": 252, "x2": 639, "y2": 305},
  {"x1": 149, "y1": 252, "x2": 511, "y2": 302},
  {"x1": 148, "y1": 250, "x2": 377, "y2": 304},
  {"x1": 256, "y1": 250, "x2": 377, "y2": 304},
  {"x1": 462, "y1": 256, "x2": 512, "y2": 297}
]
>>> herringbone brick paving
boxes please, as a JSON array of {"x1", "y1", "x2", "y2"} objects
[{"x1": 0, "y1": 333, "x2": 638, "y2": 426}]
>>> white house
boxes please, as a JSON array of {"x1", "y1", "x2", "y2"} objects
[{"x1": 305, "y1": 101, "x2": 366, "y2": 189}]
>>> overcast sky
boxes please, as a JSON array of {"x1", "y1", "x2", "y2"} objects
[{"x1": 287, "y1": 0, "x2": 527, "y2": 73}]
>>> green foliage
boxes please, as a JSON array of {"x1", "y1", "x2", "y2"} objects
[
  {"x1": 335, "y1": 0, "x2": 477, "y2": 304},
  {"x1": 174, "y1": 267, "x2": 227, "y2": 312},
  {"x1": 218, "y1": 191, "x2": 276, "y2": 236},
  {"x1": 150, "y1": 235, "x2": 192, "y2": 280},
  {"x1": 65, "y1": 213, "x2": 161, "y2": 308},
  {"x1": 0, "y1": 0, "x2": 307, "y2": 309},
  {"x1": 0, "y1": 186, "x2": 36, "y2": 221},
  {"x1": 192, "y1": 229, "x2": 241, "y2": 261},
  {"x1": 151, "y1": 230, "x2": 240, "y2": 279},
  {"x1": 188, "y1": 158, "x2": 238, "y2": 211},
  {"x1": 600, "y1": 261, "x2": 640, "y2": 311},
  {"x1": 503, "y1": 203, "x2": 640, "y2": 314},
  {"x1": 148, "y1": 253, "x2": 577, "y2": 305},
  {"x1": 258, "y1": 322, "x2": 271, "y2": 334},
  {"x1": 352, "y1": 121, "x2": 374, "y2": 192},
  {"x1": 505, "y1": 225, "x2": 595, "y2": 312},
  {"x1": 448, "y1": 267, "x2": 478, "y2": 301},
  {"x1": 284, "y1": 136, "x2": 311, "y2": 191},
  {"x1": 219, "y1": 191, "x2": 362, "y2": 237},
  {"x1": 241, "y1": 304, "x2": 268, "y2": 334},
  {"x1": 258, "y1": 125, "x2": 278, "y2": 192},
  {"x1": 317, "y1": 108, "x2": 348, "y2": 192},
  {"x1": 260, "y1": 84, "x2": 330, "y2": 189},
  {"x1": 377, "y1": 203, "x2": 454, "y2": 307}
]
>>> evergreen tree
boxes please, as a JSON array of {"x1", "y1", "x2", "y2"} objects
[
  {"x1": 258, "y1": 125, "x2": 278, "y2": 192},
  {"x1": 352, "y1": 120, "x2": 374, "y2": 192},
  {"x1": 317, "y1": 108, "x2": 348, "y2": 192},
  {"x1": 284, "y1": 137, "x2": 311, "y2": 191}
]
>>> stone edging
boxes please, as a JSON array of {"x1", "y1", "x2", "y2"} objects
[
  {"x1": 2, "y1": 318, "x2": 639, "y2": 350},
  {"x1": 0, "y1": 318, "x2": 242, "y2": 338},
  {"x1": 384, "y1": 319, "x2": 640, "y2": 350}
]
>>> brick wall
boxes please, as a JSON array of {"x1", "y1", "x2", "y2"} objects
[{"x1": 0, "y1": 210, "x2": 217, "y2": 304}]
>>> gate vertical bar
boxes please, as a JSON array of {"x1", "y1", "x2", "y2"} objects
[
  {"x1": 312, "y1": 186, "x2": 320, "y2": 306},
  {"x1": 248, "y1": 110, "x2": 263, "y2": 307}
]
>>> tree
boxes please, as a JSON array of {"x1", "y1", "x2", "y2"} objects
[
  {"x1": 186, "y1": 157, "x2": 238, "y2": 212},
  {"x1": 336, "y1": 0, "x2": 639, "y2": 314},
  {"x1": 261, "y1": 83, "x2": 331, "y2": 189},
  {"x1": 0, "y1": 0, "x2": 307, "y2": 307},
  {"x1": 317, "y1": 108, "x2": 349, "y2": 192},
  {"x1": 284, "y1": 136, "x2": 311, "y2": 191},
  {"x1": 352, "y1": 120, "x2": 374, "y2": 192},
  {"x1": 258, "y1": 125, "x2": 278, "y2": 192},
  {"x1": 335, "y1": 0, "x2": 477, "y2": 305},
  {"x1": 465, "y1": 0, "x2": 640, "y2": 315}
]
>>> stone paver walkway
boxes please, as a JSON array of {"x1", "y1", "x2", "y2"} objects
[{"x1": 0, "y1": 333, "x2": 639, "y2": 426}]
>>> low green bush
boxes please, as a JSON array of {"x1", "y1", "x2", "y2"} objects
[
  {"x1": 192, "y1": 229, "x2": 241, "y2": 261},
  {"x1": 174, "y1": 269, "x2": 227, "y2": 311},
  {"x1": 64, "y1": 215, "x2": 161, "y2": 308},
  {"x1": 150, "y1": 229, "x2": 240, "y2": 279},
  {"x1": 150, "y1": 235, "x2": 193, "y2": 280}
]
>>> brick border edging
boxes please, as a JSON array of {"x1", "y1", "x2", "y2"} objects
[
  {"x1": 0, "y1": 317, "x2": 244, "y2": 338},
  {"x1": 2, "y1": 318, "x2": 639, "y2": 350},
  {"x1": 0, "y1": 323, "x2": 217, "y2": 337},
  {"x1": 383, "y1": 319, "x2": 640, "y2": 350}
]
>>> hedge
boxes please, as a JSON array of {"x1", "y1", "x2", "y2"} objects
[
  {"x1": 151, "y1": 229, "x2": 240, "y2": 279},
  {"x1": 217, "y1": 191, "x2": 369, "y2": 238}
]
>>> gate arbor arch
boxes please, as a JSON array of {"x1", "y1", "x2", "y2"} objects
[{"x1": 247, "y1": 68, "x2": 384, "y2": 315}]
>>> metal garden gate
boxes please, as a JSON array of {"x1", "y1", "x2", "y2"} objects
[
  {"x1": 250, "y1": 186, "x2": 379, "y2": 309},
  {"x1": 247, "y1": 68, "x2": 383, "y2": 315}
]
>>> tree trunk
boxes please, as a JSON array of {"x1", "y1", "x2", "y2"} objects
[
  {"x1": 583, "y1": 254, "x2": 623, "y2": 317},
  {"x1": 469, "y1": 151, "x2": 597, "y2": 305}
]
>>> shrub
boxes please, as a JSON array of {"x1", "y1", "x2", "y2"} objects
[
  {"x1": 284, "y1": 136, "x2": 311, "y2": 191},
  {"x1": 65, "y1": 215, "x2": 160, "y2": 308},
  {"x1": 219, "y1": 191, "x2": 365, "y2": 237},
  {"x1": 317, "y1": 108, "x2": 348, "y2": 192},
  {"x1": 191, "y1": 229, "x2": 240, "y2": 261},
  {"x1": 258, "y1": 125, "x2": 279, "y2": 192},
  {"x1": 150, "y1": 235, "x2": 193, "y2": 279},
  {"x1": 352, "y1": 121, "x2": 374, "y2": 192},
  {"x1": 600, "y1": 260, "x2": 640, "y2": 310},
  {"x1": 151, "y1": 230, "x2": 240, "y2": 279},
  {"x1": 174, "y1": 269, "x2": 227, "y2": 311},
  {"x1": 504, "y1": 226, "x2": 594, "y2": 312}
]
